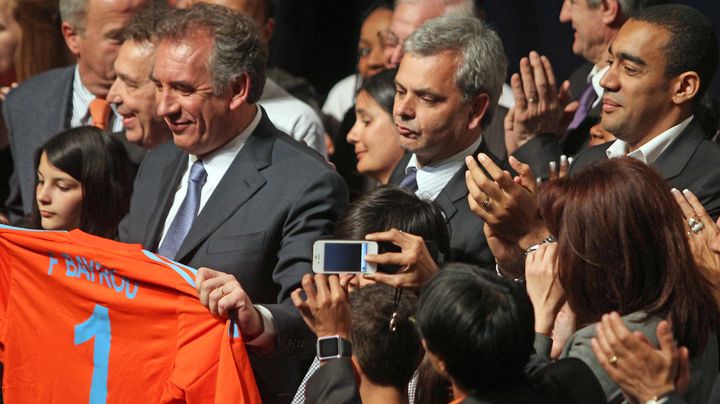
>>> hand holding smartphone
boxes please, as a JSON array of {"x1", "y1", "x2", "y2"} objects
[{"x1": 312, "y1": 240, "x2": 378, "y2": 273}]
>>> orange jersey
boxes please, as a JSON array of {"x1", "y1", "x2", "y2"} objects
[{"x1": 0, "y1": 225, "x2": 261, "y2": 404}]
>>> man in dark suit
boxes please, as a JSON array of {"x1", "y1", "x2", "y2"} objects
[
  {"x1": 3, "y1": 0, "x2": 145, "y2": 222},
  {"x1": 118, "y1": 5, "x2": 348, "y2": 404},
  {"x1": 509, "y1": 0, "x2": 666, "y2": 175},
  {"x1": 385, "y1": 15, "x2": 507, "y2": 266},
  {"x1": 569, "y1": 4, "x2": 720, "y2": 217}
]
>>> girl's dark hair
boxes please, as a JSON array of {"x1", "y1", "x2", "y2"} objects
[
  {"x1": 539, "y1": 157, "x2": 719, "y2": 353},
  {"x1": 335, "y1": 185, "x2": 451, "y2": 260},
  {"x1": 33, "y1": 126, "x2": 135, "y2": 239},
  {"x1": 358, "y1": 68, "x2": 397, "y2": 116}
]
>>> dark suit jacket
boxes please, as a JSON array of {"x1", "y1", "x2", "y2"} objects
[
  {"x1": 568, "y1": 119, "x2": 720, "y2": 218},
  {"x1": 3, "y1": 65, "x2": 75, "y2": 222},
  {"x1": 561, "y1": 62, "x2": 601, "y2": 156},
  {"x1": 305, "y1": 357, "x2": 605, "y2": 404},
  {"x1": 510, "y1": 63, "x2": 601, "y2": 179},
  {"x1": 388, "y1": 143, "x2": 495, "y2": 267},
  {"x1": 119, "y1": 112, "x2": 349, "y2": 404}
]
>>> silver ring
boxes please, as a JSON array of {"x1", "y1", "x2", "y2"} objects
[
  {"x1": 688, "y1": 218, "x2": 699, "y2": 227},
  {"x1": 527, "y1": 97, "x2": 537, "y2": 104},
  {"x1": 692, "y1": 222, "x2": 705, "y2": 234}
]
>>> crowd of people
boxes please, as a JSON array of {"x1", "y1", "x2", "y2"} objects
[{"x1": 0, "y1": 0, "x2": 719, "y2": 402}]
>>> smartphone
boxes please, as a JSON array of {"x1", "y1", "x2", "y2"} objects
[{"x1": 312, "y1": 240, "x2": 378, "y2": 273}]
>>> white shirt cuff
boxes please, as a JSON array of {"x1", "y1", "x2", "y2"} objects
[{"x1": 244, "y1": 304, "x2": 277, "y2": 348}]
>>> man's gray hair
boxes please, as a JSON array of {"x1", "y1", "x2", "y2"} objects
[
  {"x1": 394, "y1": 0, "x2": 478, "y2": 18},
  {"x1": 585, "y1": 0, "x2": 667, "y2": 18},
  {"x1": 60, "y1": 0, "x2": 89, "y2": 31},
  {"x1": 403, "y1": 15, "x2": 507, "y2": 125},
  {"x1": 154, "y1": 3, "x2": 267, "y2": 102}
]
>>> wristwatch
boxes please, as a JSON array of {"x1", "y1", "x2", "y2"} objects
[{"x1": 316, "y1": 335, "x2": 352, "y2": 361}]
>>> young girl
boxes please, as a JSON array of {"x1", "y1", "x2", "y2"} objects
[{"x1": 33, "y1": 126, "x2": 135, "y2": 239}]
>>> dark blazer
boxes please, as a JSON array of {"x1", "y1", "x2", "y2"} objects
[
  {"x1": 305, "y1": 357, "x2": 605, "y2": 404},
  {"x1": 562, "y1": 62, "x2": 601, "y2": 156},
  {"x1": 568, "y1": 119, "x2": 720, "y2": 218},
  {"x1": 3, "y1": 65, "x2": 75, "y2": 221},
  {"x1": 388, "y1": 143, "x2": 495, "y2": 267},
  {"x1": 119, "y1": 112, "x2": 349, "y2": 404}
]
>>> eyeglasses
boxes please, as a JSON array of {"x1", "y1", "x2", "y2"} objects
[{"x1": 377, "y1": 29, "x2": 400, "y2": 49}]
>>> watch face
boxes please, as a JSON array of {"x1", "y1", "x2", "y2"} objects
[{"x1": 318, "y1": 337, "x2": 340, "y2": 356}]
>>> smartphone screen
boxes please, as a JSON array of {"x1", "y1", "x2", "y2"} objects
[
  {"x1": 324, "y1": 242, "x2": 368, "y2": 272},
  {"x1": 312, "y1": 240, "x2": 377, "y2": 273}
]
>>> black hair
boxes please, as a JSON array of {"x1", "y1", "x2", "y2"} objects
[
  {"x1": 335, "y1": 185, "x2": 451, "y2": 265},
  {"x1": 33, "y1": 126, "x2": 135, "y2": 239},
  {"x1": 358, "y1": 68, "x2": 397, "y2": 116},
  {"x1": 632, "y1": 4, "x2": 718, "y2": 102},
  {"x1": 349, "y1": 284, "x2": 420, "y2": 390},
  {"x1": 417, "y1": 263, "x2": 534, "y2": 395}
]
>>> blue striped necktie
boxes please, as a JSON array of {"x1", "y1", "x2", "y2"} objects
[
  {"x1": 398, "y1": 167, "x2": 418, "y2": 192},
  {"x1": 157, "y1": 160, "x2": 207, "y2": 260}
]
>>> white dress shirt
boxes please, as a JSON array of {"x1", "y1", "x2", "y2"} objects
[
  {"x1": 158, "y1": 107, "x2": 276, "y2": 346},
  {"x1": 589, "y1": 64, "x2": 608, "y2": 109},
  {"x1": 70, "y1": 66, "x2": 123, "y2": 133},
  {"x1": 405, "y1": 135, "x2": 484, "y2": 201},
  {"x1": 606, "y1": 115, "x2": 694, "y2": 164},
  {"x1": 259, "y1": 78, "x2": 327, "y2": 157}
]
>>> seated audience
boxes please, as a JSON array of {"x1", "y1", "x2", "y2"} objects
[
  {"x1": 346, "y1": 68, "x2": 404, "y2": 186},
  {"x1": 33, "y1": 126, "x2": 134, "y2": 238},
  {"x1": 525, "y1": 157, "x2": 719, "y2": 403}
]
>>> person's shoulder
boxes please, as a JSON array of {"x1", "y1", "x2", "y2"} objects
[
  {"x1": 567, "y1": 142, "x2": 612, "y2": 174},
  {"x1": 5, "y1": 65, "x2": 74, "y2": 103}
]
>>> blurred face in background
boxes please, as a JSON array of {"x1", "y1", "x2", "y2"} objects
[
  {"x1": 0, "y1": 0, "x2": 20, "y2": 75},
  {"x1": 347, "y1": 89, "x2": 404, "y2": 184},
  {"x1": 357, "y1": 7, "x2": 392, "y2": 79}
]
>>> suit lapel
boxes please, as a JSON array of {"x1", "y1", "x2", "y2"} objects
[
  {"x1": 388, "y1": 152, "x2": 412, "y2": 185},
  {"x1": 434, "y1": 142, "x2": 490, "y2": 222},
  {"x1": 173, "y1": 117, "x2": 274, "y2": 262},
  {"x1": 652, "y1": 119, "x2": 704, "y2": 181},
  {"x1": 146, "y1": 148, "x2": 187, "y2": 249}
]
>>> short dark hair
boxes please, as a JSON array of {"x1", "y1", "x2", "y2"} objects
[
  {"x1": 335, "y1": 185, "x2": 451, "y2": 261},
  {"x1": 417, "y1": 263, "x2": 534, "y2": 395},
  {"x1": 349, "y1": 284, "x2": 420, "y2": 390},
  {"x1": 33, "y1": 126, "x2": 135, "y2": 239},
  {"x1": 123, "y1": 4, "x2": 169, "y2": 43},
  {"x1": 632, "y1": 4, "x2": 718, "y2": 102},
  {"x1": 539, "y1": 157, "x2": 720, "y2": 354},
  {"x1": 358, "y1": 68, "x2": 397, "y2": 116},
  {"x1": 154, "y1": 2, "x2": 267, "y2": 101}
]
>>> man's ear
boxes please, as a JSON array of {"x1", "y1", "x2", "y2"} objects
[
  {"x1": 671, "y1": 71, "x2": 700, "y2": 106},
  {"x1": 601, "y1": 0, "x2": 621, "y2": 26},
  {"x1": 261, "y1": 18, "x2": 275, "y2": 43},
  {"x1": 467, "y1": 93, "x2": 489, "y2": 132},
  {"x1": 228, "y1": 73, "x2": 252, "y2": 110},
  {"x1": 62, "y1": 21, "x2": 82, "y2": 57}
]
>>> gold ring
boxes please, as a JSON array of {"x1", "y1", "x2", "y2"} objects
[
  {"x1": 527, "y1": 97, "x2": 537, "y2": 104},
  {"x1": 482, "y1": 195, "x2": 491, "y2": 209},
  {"x1": 608, "y1": 355, "x2": 618, "y2": 367}
]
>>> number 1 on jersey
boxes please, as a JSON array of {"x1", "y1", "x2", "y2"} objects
[{"x1": 74, "y1": 304, "x2": 111, "y2": 404}]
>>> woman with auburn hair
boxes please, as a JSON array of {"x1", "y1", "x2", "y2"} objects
[{"x1": 525, "y1": 157, "x2": 719, "y2": 404}]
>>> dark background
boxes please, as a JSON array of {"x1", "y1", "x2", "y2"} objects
[{"x1": 268, "y1": 0, "x2": 719, "y2": 103}]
